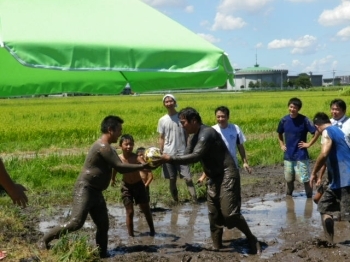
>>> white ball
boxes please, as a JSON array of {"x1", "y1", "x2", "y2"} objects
[{"x1": 144, "y1": 147, "x2": 161, "y2": 166}]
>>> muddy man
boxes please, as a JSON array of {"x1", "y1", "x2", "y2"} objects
[
  {"x1": 155, "y1": 107, "x2": 261, "y2": 255},
  {"x1": 37, "y1": 116, "x2": 153, "y2": 258}
]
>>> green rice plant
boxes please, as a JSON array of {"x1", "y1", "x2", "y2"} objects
[
  {"x1": 51, "y1": 233, "x2": 100, "y2": 262},
  {"x1": 339, "y1": 86, "x2": 350, "y2": 96}
]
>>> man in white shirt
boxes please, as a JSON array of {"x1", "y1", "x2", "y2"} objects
[
  {"x1": 212, "y1": 106, "x2": 252, "y2": 172},
  {"x1": 157, "y1": 94, "x2": 197, "y2": 203},
  {"x1": 198, "y1": 106, "x2": 251, "y2": 183}
]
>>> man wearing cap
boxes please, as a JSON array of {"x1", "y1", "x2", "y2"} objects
[{"x1": 157, "y1": 94, "x2": 197, "y2": 203}]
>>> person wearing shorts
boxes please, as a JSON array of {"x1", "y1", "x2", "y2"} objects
[
  {"x1": 299, "y1": 98, "x2": 350, "y2": 203},
  {"x1": 111, "y1": 134, "x2": 155, "y2": 237},
  {"x1": 157, "y1": 94, "x2": 197, "y2": 202},
  {"x1": 310, "y1": 112, "x2": 350, "y2": 245},
  {"x1": 277, "y1": 97, "x2": 316, "y2": 198},
  {"x1": 38, "y1": 116, "x2": 151, "y2": 258}
]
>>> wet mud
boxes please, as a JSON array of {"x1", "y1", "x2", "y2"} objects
[{"x1": 22, "y1": 165, "x2": 350, "y2": 261}]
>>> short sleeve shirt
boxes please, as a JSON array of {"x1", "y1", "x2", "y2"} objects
[
  {"x1": 277, "y1": 114, "x2": 316, "y2": 161},
  {"x1": 157, "y1": 114, "x2": 186, "y2": 155},
  {"x1": 212, "y1": 123, "x2": 246, "y2": 167}
]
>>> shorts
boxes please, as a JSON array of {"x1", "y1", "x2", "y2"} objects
[
  {"x1": 161, "y1": 163, "x2": 192, "y2": 180},
  {"x1": 121, "y1": 180, "x2": 149, "y2": 206},
  {"x1": 284, "y1": 160, "x2": 310, "y2": 183},
  {"x1": 317, "y1": 186, "x2": 350, "y2": 221}
]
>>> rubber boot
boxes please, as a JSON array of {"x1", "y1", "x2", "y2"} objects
[
  {"x1": 169, "y1": 179, "x2": 179, "y2": 202},
  {"x1": 211, "y1": 228, "x2": 223, "y2": 250},
  {"x1": 185, "y1": 178, "x2": 197, "y2": 203},
  {"x1": 321, "y1": 214, "x2": 334, "y2": 246},
  {"x1": 286, "y1": 181, "x2": 294, "y2": 196},
  {"x1": 304, "y1": 182, "x2": 313, "y2": 198}
]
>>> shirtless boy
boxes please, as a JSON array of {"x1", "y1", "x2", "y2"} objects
[{"x1": 111, "y1": 135, "x2": 155, "y2": 237}]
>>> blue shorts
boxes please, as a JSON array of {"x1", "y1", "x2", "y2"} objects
[{"x1": 284, "y1": 160, "x2": 310, "y2": 183}]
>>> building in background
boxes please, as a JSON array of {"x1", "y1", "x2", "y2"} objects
[{"x1": 232, "y1": 64, "x2": 288, "y2": 90}]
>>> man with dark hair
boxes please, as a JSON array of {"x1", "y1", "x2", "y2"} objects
[
  {"x1": 156, "y1": 107, "x2": 261, "y2": 254},
  {"x1": 310, "y1": 112, "x2": 350, "y2": 246},
  {"x1": 38, "y1": 115, "x2": 152, "y2": 258},
  {"x1": 277, "y1": 97, "x2": 316, "y2": 198},
  {"x1": 299, "y1": 99, "x2": 350, "y2": 202}
]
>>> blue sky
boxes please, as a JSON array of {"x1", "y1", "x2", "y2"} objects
[{"x1": 142, "y1": 0, "x2": 350, "y2": 79}]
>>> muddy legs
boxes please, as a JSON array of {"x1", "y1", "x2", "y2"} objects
[
  {"x1": 210, "y1": 228, "x2": 223, "y2": 250},
  {"x1": 184, "y1": 178, "x2": 197, "y2": 202},
  {"x1": 234, "y1": 215, "x2": 262, "y2": 255},
  {"x1": 304, "y1": 182, "x2": 313, "y2": 198},
  {"x1": 321, "y1": 214, "x2": 334, "y2": 245},
  {"x1": 286, "y1": 181, "x2": 294, "y2": 196},
  {"x1": 169, "y1": 178, "x2": 179, "y2": 202}
]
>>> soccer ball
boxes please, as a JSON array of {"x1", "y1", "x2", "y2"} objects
[{"x1": 144, "y1": 147, "x2": 162, "y2": 166}]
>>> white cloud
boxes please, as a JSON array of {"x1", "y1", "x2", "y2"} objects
[
  {"x1": 292, "y1": 60, "x2": 303, "y2": 67},
  {"x1": 200, "y1": 20, "x2": 210, "y2": 27},
  {"x1": 336, "y1": 26, "x2": 350, "y2": 40},
  {"x1": 142, "y1": 0, "x2": 186, "y2": 8},
  {"x1": 211, "y1": 13, "x2": 247, "y2": 31},
  {"x1": 287, "y1": 0, "x2": 315, "y2": 2},
  {"x1": 268, "y1": 35, "x2": 318, "y2": 54},
  {"x1": 272, "y1": 63, "x2": 288, "y2": 70},
  {"x1": 184, "y1": 5, "x2": 194, "y2": 13},
  {"x1": 217, "y1": 0, "x2": 274, "y2": 14},
  {"x1": 318, "y1": 1, "x2": 350, "y2": 26},
  {"x1": 197, "y1": 33, "x2": 221, "y2": 43},
  {"x1": 303, "y1": 55, "x2": 337, "y2": 73},
  {"x1": 255, "y1": 42, "x2": 264, "y2": 48}
]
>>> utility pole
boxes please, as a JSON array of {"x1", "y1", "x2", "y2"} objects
[
  {"x1": 281, "y1": 70, "x2": 283, "y2": 90},
  {"x1": 333, "y1": 70, "x2": 335, "y2": 86}
]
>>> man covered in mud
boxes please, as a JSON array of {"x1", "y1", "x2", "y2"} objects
[
  {"x1": 155, "y1": 107, "x2": 261, "y2": 254},
  {"x1": 310, "y1": 112, "x2": 350, "y2": 246},
  {"x1": 37, "y1": 115, "x2": 153, "y2": 258}
]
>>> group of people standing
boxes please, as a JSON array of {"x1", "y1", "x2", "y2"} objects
[
  {"x1": 277, "y1": 97, "x2": 350, "y2": 247},
  {"x1": 1, "y1": 94, "x2": 349, "y2": 258}
]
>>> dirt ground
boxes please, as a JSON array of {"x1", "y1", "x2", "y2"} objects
[{"x1": 10, "y1": 164, "x2": 350, "y2": 261}]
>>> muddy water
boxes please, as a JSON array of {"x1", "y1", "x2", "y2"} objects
[{"x1": 39, "y1": 191, "x2": 324, "y2": 259}]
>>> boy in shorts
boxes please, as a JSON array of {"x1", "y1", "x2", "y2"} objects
[
  {"x1": 111, "y1": 135, "x2": 155, "y2": 237},
  {"x1": 277, "y1": 97, "x2": 316, "y2": 198}
]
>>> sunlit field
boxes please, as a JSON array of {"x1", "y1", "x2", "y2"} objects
[
  {"x1": 1, "y1": 90, "x2": 348, "y2": 163},
  {"x1": 1, "y1": 89, "x2": 350, "y2": 261}
]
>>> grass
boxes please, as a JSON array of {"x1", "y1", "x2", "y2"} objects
[{"x1": 1, "y1": 88, "x2": 350, "y2": 260}]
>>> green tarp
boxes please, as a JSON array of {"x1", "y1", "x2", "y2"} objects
[{"x1": 0, "y1": 0, "x2": 233, "y2": 96}]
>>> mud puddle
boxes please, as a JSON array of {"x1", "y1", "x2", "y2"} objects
[{"x1": 39, "y1": 190, "x2": 334, "y2": 260}]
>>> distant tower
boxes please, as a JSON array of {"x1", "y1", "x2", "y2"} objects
[{"x1": 254, "y1": 49, "x2": 259, "y2": 68}]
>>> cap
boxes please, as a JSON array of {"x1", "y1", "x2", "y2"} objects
[{"x1": 162, "y1": 94, "x2": 176, "y2": 103}]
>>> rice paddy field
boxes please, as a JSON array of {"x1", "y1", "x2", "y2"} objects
[
  {"x1": 1, "y1": 89, "x2": 348, "y2": 160},
  {"x1": 1, "y1": 89, "x2": 350, "y2": 261}
]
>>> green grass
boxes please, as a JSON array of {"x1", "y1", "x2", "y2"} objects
[{"x1": 1, "y1": 88, "x2": 350, "y2": 260}]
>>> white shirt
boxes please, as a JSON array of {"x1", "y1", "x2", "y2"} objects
[
  {"x1": 212, "y1": 123, "x2": 246, "y2": 167},
  {"x1": 321, "y1": 115, "x2": 350, "y2": 143},
  {"x1": 157, "y1": 114, "x2": 186, "y2": 155}
]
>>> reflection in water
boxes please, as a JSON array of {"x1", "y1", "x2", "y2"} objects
[
  {"x1": 38, "y1": 192, "x2": 322, "y2": 259},
  {"x1": 285, "y1": 197, "x2": 313, "y2": 225}
]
